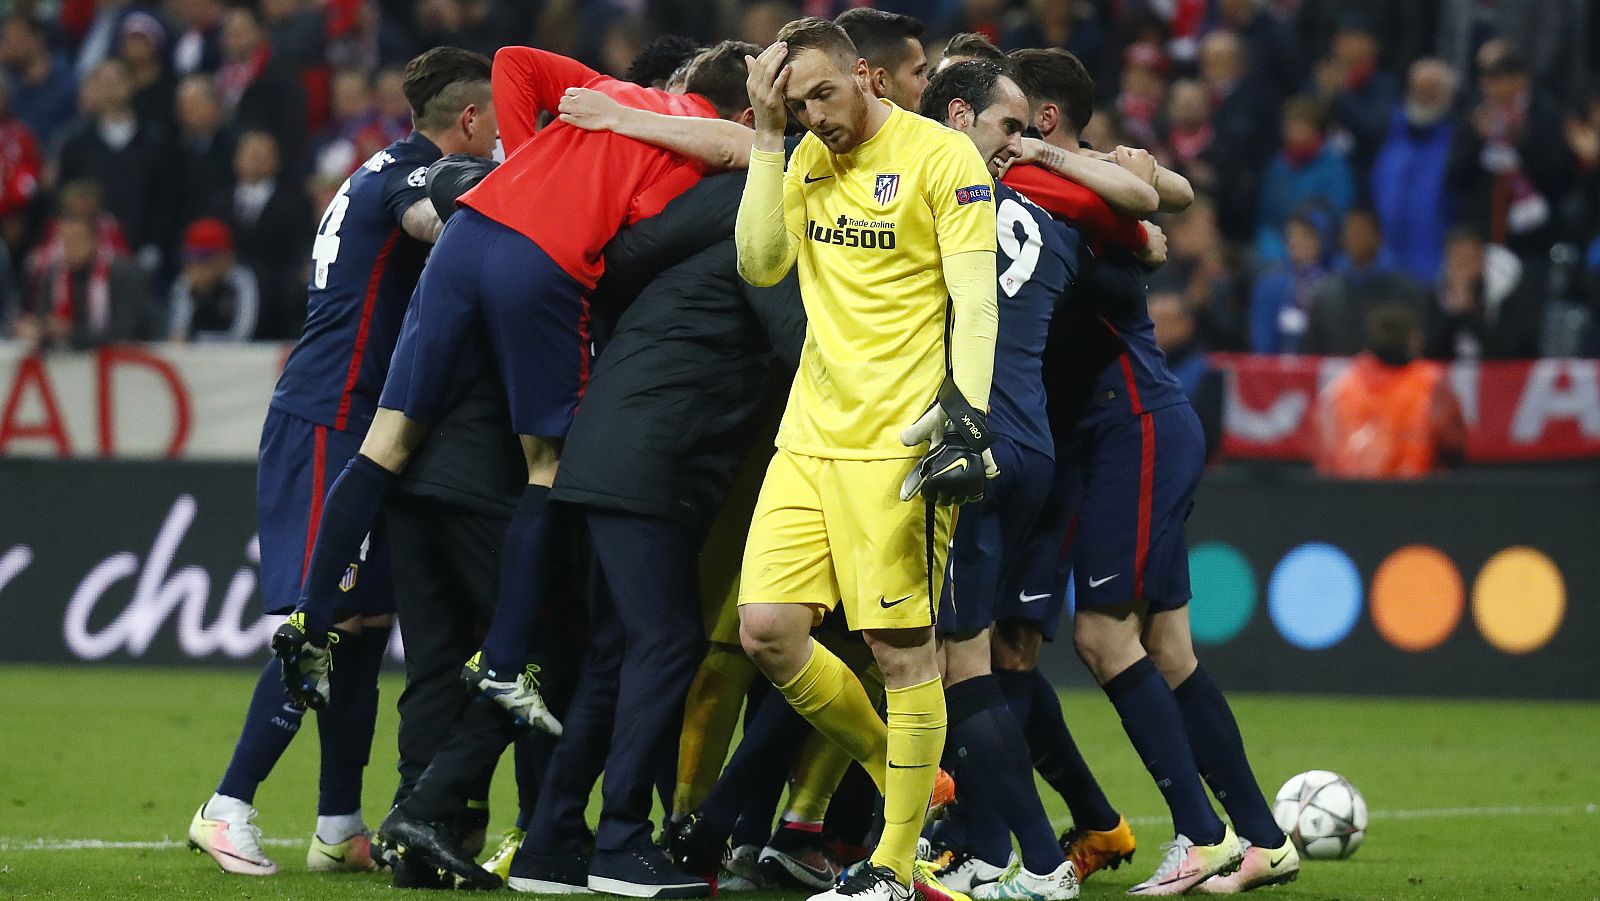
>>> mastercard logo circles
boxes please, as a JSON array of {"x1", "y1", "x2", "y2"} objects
[{"x1": 1186, "y1": 543, "x2": 1565, "y2": 654}]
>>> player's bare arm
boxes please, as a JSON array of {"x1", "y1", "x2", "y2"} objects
[
  {"x1": 1010, "y1": 136, "x2": 1158, "y2": 216},
  {"x1": 734, "y1": 40, "x2": 797, "y2": 286},
  {"x1": 400, "y1": 197, "x2": 445, "y2": 244},
  {"x1": 559, "y1": 87, "x2": 756, "y2": 169},
  {"x1": 1097, "y1": 144, "x2": 1194, "y2": 213}
]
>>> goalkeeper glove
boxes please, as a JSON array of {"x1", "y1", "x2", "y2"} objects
[{"x1": 898, "y1": 381, "x2": 999, "y2": 505}]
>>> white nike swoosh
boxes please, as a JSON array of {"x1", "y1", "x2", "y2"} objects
[
  {"x1": 1018, "y1": 592, "x2": 1050, "y2": 603},
  {"x1": 1087, "y1": 574, "x2": 1119, "y2": 588}
]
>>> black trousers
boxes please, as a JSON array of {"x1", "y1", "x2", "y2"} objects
[
  {"x1": 386, "y1": 495, "x2": 576, "y2": 826},
  {"x1": 588, "y1": 510, "x2": 707, "y2": 852}
]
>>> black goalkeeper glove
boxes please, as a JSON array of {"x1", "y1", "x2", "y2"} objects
[{"x1": 898, "y1": 381, "x2": 999, "y2": 505}]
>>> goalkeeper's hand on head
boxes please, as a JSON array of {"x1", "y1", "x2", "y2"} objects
[{"x1": 898, "y1": 385, "x2": 1000, "y2": 505}]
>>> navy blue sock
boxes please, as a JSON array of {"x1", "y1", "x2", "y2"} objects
[
  {"x1": 947, "y1": 676, "x2": 1063, "y2": 871},
  {"x1": 1013, "y1": 668, "x2": 1120, "y2": 832},
  {"x1": 480, "y1": 487, "x2": 553, "y2": 677},
  {"x1": 701, "y1": 690, "x2": 807, "y2": 839},
  {"x1": 298, "y1": 455, "x2": 396, "y2": 635},
  {"x1": 315, "y1": 626, "x2": 387, "y2": 816},
  {"x1": 217, "y1": 658, "x2": 306, "y2": 803},
  {"x1": 1174, "y1": 665, "x2": 1285, "y2": 848},
  {"x1": 925, "y1": 807, "x2": 968, "y2": 854},
  {"x1": 993, "y1": 667, "x2": 1036, "y2": 728},
  {"x1": 1102, "y1": 658, "x2": 1223, "y2": 843}
]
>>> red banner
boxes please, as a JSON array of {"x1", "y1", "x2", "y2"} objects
[{"x1": 1215, "y1": 354, "x2": 1600, "y2": 462}]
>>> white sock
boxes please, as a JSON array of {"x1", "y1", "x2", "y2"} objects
[
  {"x1": 316, "y1": 812, "x2": 366, "y2": 844},
  {"x1": 204, "y1": 793, "x2": 251, "y2": 822}
]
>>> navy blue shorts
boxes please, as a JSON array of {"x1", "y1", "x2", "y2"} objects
[
  {"x1": 937, "y1": 437, "x2": 1054, "y2": 635},
  {"x1": 994, "y1": 461, "x2": 1080, "y2": 641},
  {"x1": 380, "y1": 207, "x2": 590, "y2": 438},
  {"x1": 256, "y1": 407, "x2": 393, "y2": 616},
  {"x1": 1065, "y1": 403, "x2": 1204, "y2": 612}
]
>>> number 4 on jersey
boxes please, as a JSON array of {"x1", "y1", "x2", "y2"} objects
[{"x1": 312, "y1": 179, "x2": 353, "y2": 289}]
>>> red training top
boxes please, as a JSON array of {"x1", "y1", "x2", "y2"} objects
[
  {"x1": 459, "y1": 47, "x2": 717, "y2": 289},
  {"x1": 1001, "y1": 163, "x2": 1148, "y2": 255}
]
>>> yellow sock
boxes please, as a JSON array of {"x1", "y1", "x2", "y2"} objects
[
  {"x1": 869, "y1": 677, "x2": 947, "y2": 884},
  {"x1": 786, "y1": 729, "x2": 853, "y2": 823},
  {"x1": 785, "y1": 658, "x2": 886, "y2": 823},
  {"x1": 674, "y1": 644, "x2": 757, "y2": 815},
  {"x1": 775, "y1": 641, "x2": 887, "y2": 794}
]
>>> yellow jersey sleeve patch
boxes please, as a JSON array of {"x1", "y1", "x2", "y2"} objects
[{"x1": 920, "y1": 133, "x2": 997, "y2": 258}]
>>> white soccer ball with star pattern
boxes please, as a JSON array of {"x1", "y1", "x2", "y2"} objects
[{"x1": 1273, "y1": 770, "x2": 1367, "y2": 860}]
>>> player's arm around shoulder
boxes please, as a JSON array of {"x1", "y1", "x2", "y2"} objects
[{"x1": 735, "y1": 40, "x2": 803, "y2": 287}]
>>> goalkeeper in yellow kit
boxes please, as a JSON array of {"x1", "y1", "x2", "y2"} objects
[{"x1": 733, "y1": 17, "x2": 1001, "y2": 901}]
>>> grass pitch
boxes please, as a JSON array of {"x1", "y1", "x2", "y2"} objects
[{"x1": 0, "y1": 664, "x2": 1596, "y2": 900}]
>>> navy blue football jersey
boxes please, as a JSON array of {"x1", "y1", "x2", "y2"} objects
[
  {"x1": 1045, "y1": 254, "x2": 1188, "y2": 433},
  {"x1": 989, "y1": 184, "x2": 1081, "y2": 459},
  {"x1": 270, "y1": 132, "x2": 442, "y2": 432}
]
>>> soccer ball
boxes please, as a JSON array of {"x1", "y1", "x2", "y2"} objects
[{"x1": 1273, "y1": 770, "x2": 1367, "y2": 860}]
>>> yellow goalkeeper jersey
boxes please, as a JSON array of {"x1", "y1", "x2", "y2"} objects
[{"x1": 776, "y1": 101, "x2": 996, "y2": 460}]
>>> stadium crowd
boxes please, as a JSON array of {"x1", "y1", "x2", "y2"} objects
[{"x1": 0, "y1": 1, "x2": 1596, "y2": 359}]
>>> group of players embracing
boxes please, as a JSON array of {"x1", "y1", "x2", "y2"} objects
[{"x1": 184, "y1": 10, "x2": 1300, "y2": 900}]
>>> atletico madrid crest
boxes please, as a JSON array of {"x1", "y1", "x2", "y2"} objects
[
  {"x1": 874, "y1": 174, "x2": 899, "y2": 206},
  {"x1": 339, "y1": 564, "x2": 359, "y2": 593}
]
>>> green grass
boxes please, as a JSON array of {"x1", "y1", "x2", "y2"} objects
[{"x1": 0, "y1": 665, "x2": 1597, "y2": 900}]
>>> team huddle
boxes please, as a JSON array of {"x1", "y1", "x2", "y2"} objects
[{"x1": 187, "y1": 11, "x2": 1297, "y2": 900}]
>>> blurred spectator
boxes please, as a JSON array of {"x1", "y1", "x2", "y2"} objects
[
  {"x1": 75, "y1": 0, "x2": 134, "y2": 79},
  {"x1": 1425, "y1": 227, "x2": 1544, "y2": 360},
  {"x1": 410, "y1": 0, "x2": 528, "y2": 60},
  {"x1": 1150, "y1": 290, "x2": 1223, "y2": 458},
  {"x1": 312, "y1": 68, "x2": 377, "y2": 178},
  {"x1": 0, "y1": 77, "x2": 41, "y2": 246},
  {"x1": 367, "y1": 65, "x2": 411, "y2": 147},
  {"x1": 1, "y1": 15, "x2": 78, "y2": 146},
  {"x1": 1197, "y1": 30, "x2": 1277, "y2": 241},
  {"x1": 1296, "y1": 0, "x2": 1437, "y2": 78},
  {"x1": 1148, "y1": 195, "x2": 1249, "y2": 351},
  {"x1": 217, "y1": 5, "x2": 308, "y2": 174},
  {"x1": 1215, "y1": 0, "x2": 1304, "y2": 95},
  {"x1": 1308, "y1": 14, "x2": 1399, "y2": 176},
  {"x1": 1256, "y1": 97, "x2": 1354, "y2": 263},
  {"x1": 1370, "y1": 58, "x2": 1459, "y2": 283},
  {"x1": 1446, "y1": 41, "x2": 1573, "y2": 260},
  {"x1": 1559, "y1": 90, "x2": 1600, "y2": 246},
  {"x1": 1435, "y1": 0, "x2": 1590, "y2": 100},
  {"x1": 599, "y1": 16, "x2": 649, "y2": 79},
  {"x1": 119, "y1": 12, "x2": 175, "y2": 131},
  {"x1": 1162, "y1": 78, "x2": 1218, "y2": 191},
  {"x1": 170, "y1": 0, "x2": 227, "y2": 78},
  {"x1": 1002, "y1": 0, "x2": 1109, "y2": 93},
  {"x1": 740, "y1": 2, "x2": 799, "y2": 46},
  {"x1": 261, "y1": 0, "x2": 327, "y2": 69},
  {"x1": 31, "y1": 179, "x2": 130, "y2": 266},
  {"x1": 1116, "y1": 41, "x2": 1168, "y2": 150},
  {"x1": 228, "y1": 130, "x2": 311, "y2": 339},
  {"x1": 1250, "y1": 210, "x2": 1332, "y2": 353},
  {"x1": 53, "y1": 58, "x2": 173, "y2": 272},
  {"x1": 0, "y1": 240, "x2": 19, "y2": 335},
  {"x1": 19, "y1": 213, "x2": 151, "y2": 348},
  {"x1": 1303, "y1": 206, "x2": 1427, "y2": 355},
  {"x1": 1314, "y1": 305, "x2": 1466, "y2": 479},
  {"x1": 173, "y1": 74, "x2": 235, "y2": 228},
  {"x1": 167, "y1": 217, "x2": 259, "y2": 342},
  {"x1": 954, "y1": 0, "x2": 1008, "y2": 47}
]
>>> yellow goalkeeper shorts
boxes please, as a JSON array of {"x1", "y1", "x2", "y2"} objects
[{"x1": 738, "y1": 449, "x2": 952, "y2": 631}]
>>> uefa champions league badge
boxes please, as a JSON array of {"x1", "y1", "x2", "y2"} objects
[{"x1": 874, "y1": 174, "x2": 899, "y2": 206}]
